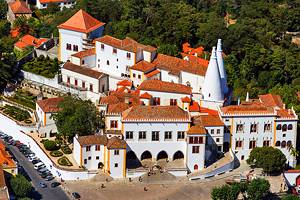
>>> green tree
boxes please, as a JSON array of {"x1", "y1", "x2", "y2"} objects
[
  {"x1": 52, "y1": 96, "x2": 102, "y2": 142},
  {"x1": 246, "y1": 178, "x2": 270, "y2": 200},
  {"x1": 282, "y1": 194, "x2": 300, "y2": 200},
  {"x1": 211, "y1": 183, "x2": 241, "y2": 200},
  {"x1": 0, "y1": 0, "x2": 7, "y2": 19},
  {"x1": 247, "y1": 147, "x2": 287, "y2": 174},
  {"x1": 10, "y1": 175, "x2": 32, "y2": 198}
]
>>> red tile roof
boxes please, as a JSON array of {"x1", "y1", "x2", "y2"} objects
[
  {"x1": 10, "y1": 28, "x2": 20, "y2": 38},
  {"x1": 276, "y1": 109, "x2": 296, "y2": 119},
  {"x1": 138, "y1": 80, "x2": 192, "y2": 95},
  {"x1": 58, "y1": 9, "x2": 105, "y2": 33},
  {"x1": 117, "y1": 80, "x2": 132, "y2": 87},
  {"x1": 140, "y1": 92, "x2": 152, "y2": 99},
  {"x1": 145, "y1": 69, "x2": 160, "y2": 78},
  {"x1": 9, "y1": 0, "x2": 32, "y2": 14},
  {"x1": 194, "y1": 114, "x2": 224, "y2": 127},
  {"x1": 63, "y1": 62, "x2": 104, "y2": 79},
  {"x1": 0, "y1": 141, "x2": 17, "y2": 168},
  {"x1": 181, "y1": 53, "x2": 209, "y2": 68},
  {"x1": 182, "y1": 42, "x2": 204, "y2": 56},
  {"x1": 130, "y1": 61, "x2": 156, "y2": 72},
  {"x1": 77, "y1": 135, "x2": 108, "y2": 146},
  {"x1": 107, "y1": 136, "x2": 126, "y2": 149},
  {"x1": 181, "y1": 96, "x2": 191, "y2": 103},
  {"x1": 72, "y1": 48, "x2": 95, "y2": 58},
  {"x1": 189, "y1": 101, "x2": 200, "y2": 112},
  {"x1": 95, "y1": 35, "x2": 156, "y2": 53},
  {"x1": 107, "y1": 102, "x2": 130, "y2": 114},
  {"x1": 187, "y1": 125, "x2": 207, "y2": 135},
  {"x1": 14, "y1": 35, "x2": 48, "y2": 49},
  {"x1": 221, "y1": 101, "x2": 274, "y2": 115},
  {"x1": 259, "y1": 94, "x2": 284, "y2": 108},
  {"x1": 122, "y1": 106, "x2": 190, "y2": 122},
  {"x1": 36, "y1": 97, "x2": 64, "y2": 113}
]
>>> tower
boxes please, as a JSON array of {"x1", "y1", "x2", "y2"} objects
[
  {"x1": 216, "y1": 39, "x2": 228, "y2": 95},
  {"x1": 202, "y1": 47, "x2": 223, "y2": 102}
]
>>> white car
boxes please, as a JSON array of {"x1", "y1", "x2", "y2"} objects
[
  {"x1": 28, "y1": 156, "x2": 37, "y2": 162},
  {"x1": 34, "y1": 162, "x2": 45, "y2": 170}
]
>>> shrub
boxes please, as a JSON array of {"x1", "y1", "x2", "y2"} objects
[
  {"x1": 24, "y1": 119, "x2": 32, "y2": 124},
  {"x1": 58, "y1": 156, "x2": 73, "y2": 166},
  {"x1": 43, "y1": 140, "x2": 60, "y2": 151},
  {"x1": 50, "y1": 150, "x2": 63, "y2": 157},
  {"x1": 61, "y1": 145, "x2": 72, "y2": 154}
]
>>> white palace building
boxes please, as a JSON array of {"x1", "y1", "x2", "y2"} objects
[{"x1": 20, "y1": 10, "x2": 298, "y2": 179}]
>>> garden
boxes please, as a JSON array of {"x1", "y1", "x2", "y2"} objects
[
  {"x1": 8, "y1": 89, "x2": 36, "y2": 109},
  {"x1": 22, "y1": 55, "x2": 61, "y2": 79},
  {"x1": 41, "y1": 138, "x2": 73, "y2": 167},
  {"x1": 0, "y1": 104, "x2": 32, "y2": 123}
]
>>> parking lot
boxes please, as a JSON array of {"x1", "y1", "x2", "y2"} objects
[{"x1": 0, "y1": 131, "x2": 70, "y2": 200}]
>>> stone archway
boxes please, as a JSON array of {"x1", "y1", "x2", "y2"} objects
[
  {"x1": 157, "y1": 151, "x2": 168, "y2": 161},
  {"x1": 173, "y1": 151, "x2": 184, "y2": 161},
  {"x1": 141, "y1": 150, "x2": 152, "y2": 160}
]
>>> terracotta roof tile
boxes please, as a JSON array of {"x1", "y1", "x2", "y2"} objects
[
  {"x1": 0, "y1": 166, "x2": 6, "y2": 188},
  {"x1": 189, "y1": 101, "x2": 200, "y2": 112},
  {"x1": 122, "y1": 106, "x2": 190, "y2": 122},
  {"x1": 63, "y1": 62, "x2": 104, "y2": 79},
  {"x1": 107, "y1": 102, "x2": 130, "y2": 114},
  {"x1": 187, "y1": 125, "x2": 207, "y2": 135},
  {"x1": 36, "y1": 97, "x2": 64, "y2": 113},
  {"x1": 58, "y1": 9, "x2": 105, "y2": 33},
  {"x1": 0, "y1": 141, "x2": 16, "y2": 168},
  {"x1": 130, "y1": 61, "x2": 156, "y2": 72},
  {"x1": 221, "y1": 101, "x2": 274, "y2": 115},
  {"x1": 117, "y1": 80, "x2": 132, "y2": 87},
  {"x1": 145, "y1": 69, "x2": 160, "y2": 78},
  {"x1": 276, "y1": 109, "x2": 296, "y2": 119},
  {"x1": 95, "y1": 36, "x2": 156, "y2": 53},
  {"x1": 194, "y1": 114, "x2": 224, "y2": 127},
  {"x1": 77, "y1": 135, "x2": 108, "y2": 146},
  {"x1": 259, "y1": 94, "x2": 284, "y2": 108},
  {"x1": 181, "y1": 96, "x2": 191, "y2": 103},
  {"x1": 14, "y1": 35, "x2": 48, "y2": 49},
  {"x1": 107, "y1": 136, "x2": 126, "y2": 149},
  {"x1": 140, "y1": 92, "x2": 152, "y2": 99},
  {"x1": 138, "y1": 80, "x2": 192, "y2": 95},
  {"x1": 9, "y1": 1, "x2": 31, "y2": 14},
  {"x1": 72, "y1": 48, "x2": 95, "y2": 58}
]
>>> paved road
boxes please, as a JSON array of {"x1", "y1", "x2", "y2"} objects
[{"x1": 8, "y1": 145, "x2": 70, "y2": 200}]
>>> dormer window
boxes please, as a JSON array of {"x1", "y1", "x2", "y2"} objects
[
  {"x1": 101, "y1": 44, "x2": 105, "y2": 50},
  {"x1": 126, "y1": 52, "x2": 131, "y2": 59}
]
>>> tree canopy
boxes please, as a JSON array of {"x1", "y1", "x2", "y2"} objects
[
  {"x1": 10, "y1": 174, "x2": 32, "y2": 198},
  {"x1": 52, "y1": 96, "x2": 102, "y2": 142},
  {"x1": 247, "y1": 146, "x2": 287, "y2": 174}
]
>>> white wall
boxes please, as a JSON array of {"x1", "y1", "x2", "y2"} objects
[
  {"x1": 82, "y1": 55, "x2": 96, "y2": 68},
  {"x1": 81, "y1": 144, "x2": 105, "y2": 170},
  {"x1": 73, "y1": 137, "x2": 81, "y2": 166},
  {"x1": 160, "y1": 69, "x2": 179, "y2": 83},
  {"x1": 186, "y1": 138, "x2": 206, "y2": 172},
  {"x1": 109, "y1": 149, "x2": 125, "y2": 178},
  {"x1": 105, "y1": 115, "x2": 122, "y2": 130},
  {"x1": 181, "y1": 71, "x2": 204, "y2": 94},
  {"x1": 36, "y1": 0, "x2": 76, "y2": 10}
]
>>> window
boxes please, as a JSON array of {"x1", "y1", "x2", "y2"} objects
[
  {"x1": 249, "y1": 140, "x2": 256, "y2": 149},
  {"x1": 113, "y1": 48, "x2": 117, "y2": 54},
  {"x1": 73, "y1": 45, "x2": 78, "y2": 52},
  {"x1": 126, "y1": 52, "x2": 131, "y2": 59},
  {"x1": 177, "y1": 131, "x2": 185, "y2": 140},
  {"x1": 241, "y1": 155, "x2": 244, "y2": 160},
  {"x1": 74, "y1": 79, "x2": 78, "y2": 86},
  {"x1": 96, "y1": 156, "x2": 99, "y2": 160},
  {"x1": 170, "y1": 99, "x2": 177, "y2": 106},
  {"x1": 107, "y1": 60, "x2": 110, "y2": 65},
  {"x1": 282, "y1": 124, "x2": 287, "y2": 132},
  {"x1": 164, "y1": 131, "x2": 172, "y2": 140},
  {"x1": 235, "y1": 141, "x2": 243, "y2": 149},
  {"x1": 189, "y1": 136, "x2": 203, "y2": 144},
  {"x1": 236, "y1": 124, "x2": 244, "y2": 132},
  {"x1": 84, "y1": 159, "x2": 87, "y2": 164},
  {"x1": 281, "y1": 141, "x2": 287, "y2": 148},
  {"x1": 287, "y1": 140, "x2": 292, "y2": 148},
  {"x1": 153, "y1": 97, "x2": 160, "y2": 106},
  {"x1": 67, "y1": 76, "x2": 70, "y2": 84},
  {"x1": 114, "y1": 150, "x2": 119, "y2": 155},
  {"x1": 82, "y1": 81, "x2": 85, "y2": 89},
  {"x1": 225, "y1": 126, "x2": 231, "y2": 133},
  {"x1": 138, "y1": 131, "x2": 146, "y2": 140},
  {"x1": 110, "y1": 120, "x2": 118, "y2": 129},
  {"x1": 264, "y1": 123, "x2": 271, "y2": 132},
  {"x1": 82, "y1": 60, "x2": 85, "y2": 65},
  {"x1": 114, "y1": 163, "x2": 118, "y2": 167},
  {"x1": 283, "y1": 134, "x2": 286, "y2": 137},
  {"x1": 101, "y1": 44, "x2": 104, "y2": 50},
  {"x1": 194, "y1": 164, "x2": 198, "y2": 170},
  {"x1": 88, "y1": 156, "x2": 91, "y2": 160},
  {"x1": 216, "y1": 138, "x2": 220, "y2": 143},
  {"x1": 276, "y1": 124, "x2": 282, "y2": 130},
  {"x1": 275, "y1": 141, "x2": 281, "y2": 147},
  {"x1": 152, "y1": 131, "x2": 159, "y2": 141},
  {"x1": 90, "y1": 84, "x2": 93, "y2": 92},
  {"x1": 250, "y1": 123, "x2": 257, "y2": 133},
  {"x1": 138, "y1": 75, "x2": 141, "y2": 79},
  {"x1": 217, "y1": 129, "x2": 220, "y2": 134},
  {"x1": 86, "y1": 146, "x2": 91, "y2": 152},
  {"x1": 288, "y1": 124, "x2": 293, "y2": 130},
  {"x1": 66, "y1": 43, "x2": 71, "y2": 50},
  {"x1": 192, "y1": 146, "x2": 200, "y2": 153},
  {"x1": 126, "y1": 131, "x2": 133, "y2": 139},
  {"x1": 95, "y1": 145, "x2": 100, "y2": 151},
  {"x1": 263, "y1": 140, "x2": 270, "y2": 147},
  {"x1": 211, "y1": 129, "x2": 214, "y2": 134}
]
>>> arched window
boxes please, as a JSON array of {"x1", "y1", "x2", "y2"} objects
[
  {"x1": 282, "y1": 124, "x2": 287, "y2": 132},
  {"x1": 194, "y1": 164, "x2": 198, "y2": 170},
  {"x1": 287, "y1": 140, "x2": 292, "y2": 148},
  {"x1": 288, "y1": 124, "x2": 293, "y2": 130},
  {"x1": 275, "y1": 141, "x2": 281, "y2": 147},
  {"x1": 281, "y1": 141, "x2": 286, "y2": 148},
  {"x1": 186, "y1": 81, "x2": 191, "y2": 87},
  {"x1": 276, "y1": 124, "x2": 282, "y2": 130}
]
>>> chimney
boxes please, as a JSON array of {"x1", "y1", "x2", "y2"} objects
[
  {"x1": 237, "y1": 97, "x2": 240, "y2": 105},
  {"x1": 75, "y1": 134, "x2": 79, "y2": 139},
  {"x1": 246, "y1": 92, "x2": 249, "y2": 102}
]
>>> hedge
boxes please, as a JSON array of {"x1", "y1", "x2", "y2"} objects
[
  {"x1": 58, "y1": 156, "x2": 73, "y2": 166},
  {"x1": 50, "y1": 150, "x2": 63, "y2": 157},
  {"x1": 43, "y1": 140, "x2": 60, "y2": 151},
  {"x1": 61, "y1": 146, "x2": 72, "y2": 154}
]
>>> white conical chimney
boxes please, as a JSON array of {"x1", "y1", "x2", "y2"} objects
[
  {"x1": 246, "y1": 92, "x2": 249, "y2": 102},
  {"x1": 202, "y1": 47, "x2": 224, "y2": 102},
  {"x1": 217, "y1": 39, "x2": 228, "y2": 95}
]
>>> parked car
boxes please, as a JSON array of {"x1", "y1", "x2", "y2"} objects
[
  {"x1": 34, "y1": 162, "x2": 45, "y2": 170},
  {"x1": 72, "y1": 192, "x2": 81, "y2": 199},
  {"x1": 45, "y1": 175, "x2": 54, "y2": 181},
  {"x1": 32, "y1": 159, "x2": 40, "y2": 164},
  {"x1": 40, "y1": 172, "x2": 52, "y2": 178},
  {"x1": 37, "y1": 167, "x2": 49, "y2": 174},
  {"x1": 51, "y1": 182, "x2": 61, "y2": 188},
  {"x1": 28, "y1": 156, "x2": 37, "y2": 162},
  {"x1": 39, "y1": 182, "x2": 47, "y2": 188}
]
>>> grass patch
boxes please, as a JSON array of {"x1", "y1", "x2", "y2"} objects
[
  {"x1": 58, "y1": 156, "x2": 73, "y2": 166},
  {"x1": 9, "y1": 90, "x2": 36, "y2": 109}
]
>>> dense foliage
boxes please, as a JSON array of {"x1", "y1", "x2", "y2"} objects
[
  {"x1": 9, "y1": 89, "x2": 37, "y2": 109},
  {"x1": 10, "y1": 174, "x2": 32, "y2": 198},
  {"x1": 50, "y1": 150, "x2": 63, "y2": 157},
  {"x1": 43, "y1": 139, "x2": 60, "y2": 151},
  {"x1": 247, "y1": 146, "x2": 287, "y2": 174},
  {"x1": 58, "y1": 156, "x2": 73, "y2": 166},
  {"x1": 52, "y1": 96, "x2": 102, "y2": 142},
  {"x1": 282, "y1": 195, "x2": 300, "y2": 200},
  {"x1": 211, "y1": 178, "x2": 270, "y2": 200},
  {"x1": 1, "y1": 105, "x2": 31, "y2": 122},
  {"x1": 22, "y1": 55, "x2": 60, "y2": 78}
]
